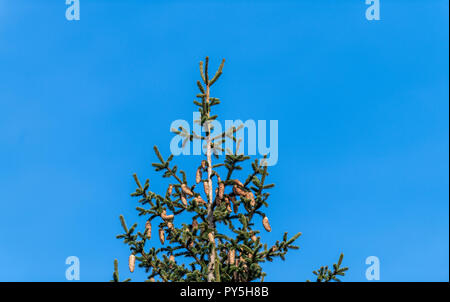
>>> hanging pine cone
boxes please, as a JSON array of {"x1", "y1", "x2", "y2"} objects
[
  {"x1": 145, "y1": 220, "x2": 152, "y2": 239},
  {"x1": 167, "y1": 221, "x2": 174, "y2": 230},
  {"x1": 159, "y1": 228, "x2": 165, "y2": 244},
  {"x1": 208, "y1": 232, "x2": 215, "y2": 243},
  {"x1": 251, "y1": 235, "x2": 257, "y2": 242},
  {"x1": 233, "y1": 179, "x2": 244, "y2": 187},
  {"x1": 169, "y1": 255, "x2": 175, "y2": 262},
  {"x1": 167, "y1": 184, "x2": 173, "y2": 196},
  {"x1": 246, "y1": 191, "x2": 256, "y2": 207},
  {"x1": 201, "y1": 160, "x2": 207, "y2": 169},
  {"x1": 180, "y1": 193, "x2": 188, "y2": 207},
  {"x1": 195, "y1": 195, "x2": 205, "y2": 205},
  {"x1": 196, "y1": 168, "x2": 202, "y2": 184},
  {"x1": 262, "y1": 216, "x2": 272, "y2": 232},
  {"x1": 227, "y1": 202, "x2": 232, "y2": 213},
  {"x1": 215, "y1": 188, "x2": 221, "y2": 205},
  {"x1": 228, "y1": 249, "x2": 235, "y2": 264},
  {"x1": 218, "y1": 182, "x2": 224, "y2": 199},
  {"x1": 129, "y1": 254, "x2": 135, "y2": 273},
  {"x1": 233, "y1": 180, "x2": 246, "y2": 196},
  {"x1": 161, "y1": 209, "x2": 174, "y2": 221},
  {"x1": 181, "y1": 184, "x2": 194, "y2": 196},
  {"x1": 203, "y1": 181, "x2": 209, "y2": 196}
]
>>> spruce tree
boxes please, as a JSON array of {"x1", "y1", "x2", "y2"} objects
[{"x1": 112, "y1": 57, "x2": 348, "y2": 282}]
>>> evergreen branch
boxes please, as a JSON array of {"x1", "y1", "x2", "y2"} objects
[{"x1": 308, "y1": 253, "x2": 348, "y2": 282}]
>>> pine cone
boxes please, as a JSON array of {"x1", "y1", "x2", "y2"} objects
[
  {"x1": 194, "y1": 195, "x2": 206, "y2": 206},
  {"x1": 251, "y1": 235, "x2": 257, "y2": 242},
  {"x1": 167, "y1": 184, "x2": 173, "y2": 196},
  {"x1": 169, "y1": 255, "x2": 175, "y2": 262},
  {"x1": 233, "y1": 179, "x2": 248, "y2": 195},
  {"x1": 159, "y1": 228, "x2": 165, "y2": 244},
  {"x1": 128, "y1": 254, "x2": 135, "y2": 273},
  {"x1": 196, "y1": 168, "x2": 202, "y2": 184},
  {"x1": 215, "y1": 188, "x2": 221, "y2": 205},
  {"x1": 180, "y1": 193, "x2": 188, "y2": 207},
  {"x1": 181, "y1": 184, "x2": 194, "y2": 196},
  {"x1": 203, "y1": 181, "x2": 209, "y2": 196},
  {"x1": 262, "y1": 216, "x2": 272, "y2": 232},
  {"x1": 201, "y1": 160, "x2": 207, "y2": 169},
  {"x1": 218, "y1": 182, "x2": 224, "y2": 199},
  {"x1": 233, "y1": 179, "x2": 244, "y2": 187},
  {"x1": 228, "y1": 249, "x2": 235, "y2": 264},
  {"x1": 246, "y1": 191, "x2": 256, "y2": 207},
  {"x1": 208, "y1": 232, "x2": 215, "y2": 243},
  {"x1": 161, "y1": 209, "x2": 174, "y2": 221},
  {"x1": 167, "y1": 221, "x2": 174, "y2": 230},
  {"x1": 145, "y1": 220, "x2": 152, "y2": 239},
  {"x1": 233, "y1": 184, "x2": 246, "y2": 196}
]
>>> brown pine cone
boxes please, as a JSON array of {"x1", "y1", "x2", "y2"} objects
[
  {"x1": 180, "y1": 193, "x2": 188, "y2": 207},
  {"x1": 203, "y1": 181, "x2": 209, "y2": 196},
  {"x1": 161, "y1": 209, "x2": 174, "y2": 221},
  {"x1": 181, "y1": 184, "x2": 194, "y2": 196},
  {"x1": 262, "y1": 216, "x2": 272, "y2": 232},
  {"x1": 233, "y1": 179, "x2": 244, "y2": 187},
  {"x1": 228, "y1": 249, "x2": 235, "y2": 264},
  {"x1": 128, "y1": 254, "x2": 135, "y2": 273},
  {"x1": 195, "y1": 195, "x2": 206, "y2": 205},
  {"x1": 208, "y1": 232, "x2": 215, "y2": 243},
  {"x1": 195, "y1": 168, "x2": 202, "y2": 184},
  {"x1": 145, "y1": 220, "x2": 152, "y2": 239},
  {"x1": 159, "y1": 228, "x2": 165, "y2": 244},
  {"x1": 233, "y1": 184, "x2": 246, "y2": 196},
  {"x1": 218, "y1": 182, "x2": 224, "y2": 199},
  {"x1": 166, "y1": 184, "x2": 173, "y2": 196},
  {"x1": 246, "y1": 191, "x2": 256, "y2": 207}
]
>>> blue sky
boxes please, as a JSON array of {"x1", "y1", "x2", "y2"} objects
[{"x1": 0, "y1": 0, "x2": 448, "y2": 282}]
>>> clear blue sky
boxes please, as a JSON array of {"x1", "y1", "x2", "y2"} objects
[{"x1": 0, "y1": 0, "x2": 448, "y2": 282}]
